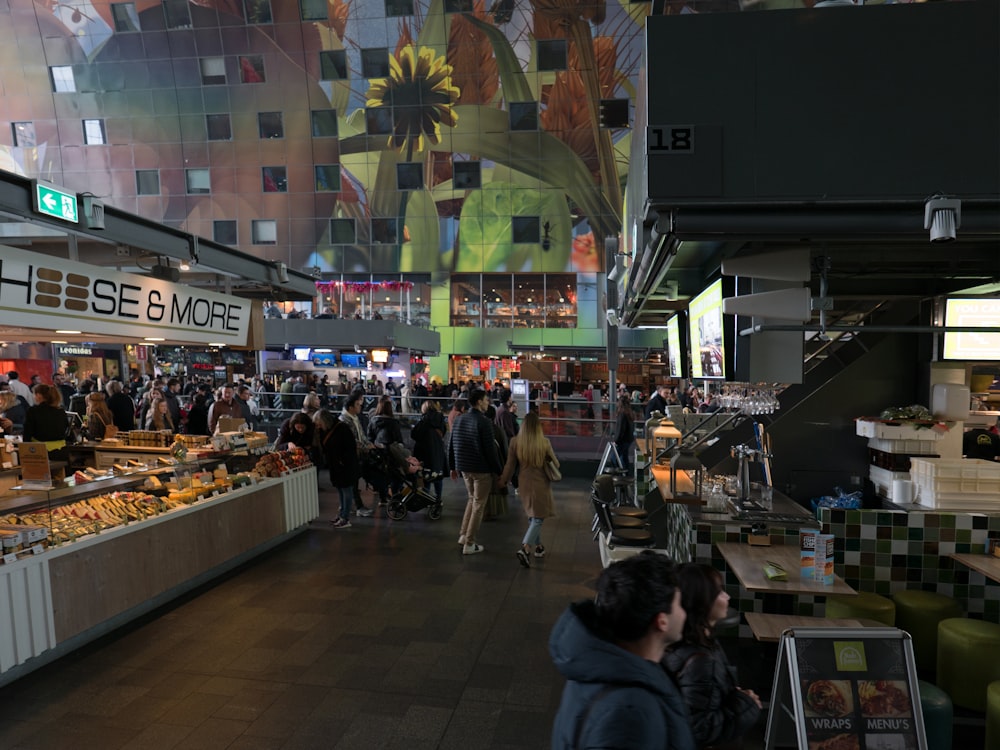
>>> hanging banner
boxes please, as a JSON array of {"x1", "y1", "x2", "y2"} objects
[{"x1": 0, "y1": 246, "x2": 252, "y2": 346}]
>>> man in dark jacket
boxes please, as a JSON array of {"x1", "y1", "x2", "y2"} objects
[
  {"x1": 448, "y1": 388, "x2": 502, "y2": 555},
  {"x1": 162, "y1": 378, "x2": 182, "y2": 426},
  {"x1": 550, "y1": 553, "x2": 696, "y2": 750},
  {"x1": 645, "y1": 384, "x2": 670, "y2": 419}
]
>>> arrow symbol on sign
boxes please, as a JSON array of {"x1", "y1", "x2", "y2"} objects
[{"x1": 42, "y1": 194, "x2": 57, "y2": 211}]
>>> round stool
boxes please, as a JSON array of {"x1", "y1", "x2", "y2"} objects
[
  {"x1": 894, "y1": 590, "x2": 962, "y2": 672},
  {"x1": 936, "y1": 618, "x2": 1000, "y2": 712},
  {"x1": 917, "y1": 680, "x2": 952, "y2": 750},
  {"x1": 825, "y1": 591, "x2": 896, "y2": 626},
  {"x1": 986, "y1": 681, "x2": 1000, "y2": 750}
]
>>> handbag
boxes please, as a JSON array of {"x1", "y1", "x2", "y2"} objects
[{"x1": 544, "y1": 458, "x2": 562, "y2": 482}]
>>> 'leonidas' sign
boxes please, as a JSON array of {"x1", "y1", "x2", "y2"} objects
[{"x1": 0, "y1": 246, "x2": 251, "y2": 346}]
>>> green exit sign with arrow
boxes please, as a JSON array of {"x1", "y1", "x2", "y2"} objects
[{"x1": 32, "y1": 181, "x2": 78, "y2": 224}]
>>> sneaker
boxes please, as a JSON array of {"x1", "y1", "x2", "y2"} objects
[
  {"x1": 331, "y1": 517, "x2": 351, "y2": 529},
  {"x1": 356, "y1": 508, "x2": 374, "y2": 517},
  {"x1": 534, "y1": 545, "x2": 546, "y2": 559},
  {"x1": 516, "y1": 547, "x2": 531, "y2": 568},
  {"x1": 457, "y1": 534, "x2": 467, "y2": 546},
  {"x1": 462, "y1": 543, "x2": 484, "y2": 555}
]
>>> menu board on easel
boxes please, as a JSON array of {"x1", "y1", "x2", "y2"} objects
[
  {"x1": 19, "y1": 442, "x2": 54, "y2": 489},
  {"x1": 765, "y1": 627, "x2": 927, "y2": 750}
]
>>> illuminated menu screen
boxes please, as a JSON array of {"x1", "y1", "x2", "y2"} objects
[
  {"x1": 796, "y1": 636, "x2": 920, "y2": 750},
  {"x1": 666, "y1": 314, "x2": 683, "y2": 379},
  {"x1": 688, "y1": 278, "x2": 725, "y2": 379},
  {"x1": 943, "y1": 298, "x2": 1000, "y2": 361}
]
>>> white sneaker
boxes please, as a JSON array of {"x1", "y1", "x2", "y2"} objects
[
  {"x1": 356, "y1": 508, "x2": 374, "y2": 517},
  {"x1": 462, "y1": 543, "x2": 484, "y2": 555}
]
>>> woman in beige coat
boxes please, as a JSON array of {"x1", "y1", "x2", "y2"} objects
[{"x1": 499, "y1": 411, "x2": 559, "y2": 568}]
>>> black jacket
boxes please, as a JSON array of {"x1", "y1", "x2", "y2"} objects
[
  {"x1": 23, "y1": 404, "x2": 68, "y2": 443},
  {"x1": 614, "y1": 408, "x2": 635, "y2": 446},
  {"x1": 367, "y1": 414, "x2": 403, "y2": 447},
  {"x1": 321, "y1": 420, "x2": 360, "y2": 488},
  {"x1": 107, "y1": 392, "x2": 136, "y2": 431},
  {"x1": 550, "y1": 601, "x2": 696, "y2": 750},
  {"x1": 448, "y1": 408, "x2": 502, "y2": 475},
  {"x1": 411, "y1": 410, "x2": 447, "y2": 472},
  {"x1": 645, "y1": 392, "x2": 667, "y2": 419},
  {"x1": 662, "y1": 641, "x2": 761, "y2": 749}
]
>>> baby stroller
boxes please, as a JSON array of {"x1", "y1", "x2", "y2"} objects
[{"x1": 383, "y1": 442, "x2": 444, "y2": 521}]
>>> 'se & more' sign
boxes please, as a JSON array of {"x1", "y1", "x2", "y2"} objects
[{"x1": 0, "y1": 245, "x2": 251, "y2": 346}]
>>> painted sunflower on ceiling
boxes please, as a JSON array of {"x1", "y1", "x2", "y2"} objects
[{"x1": 366, "y1": 44, "x2": 461, "y2": 160}]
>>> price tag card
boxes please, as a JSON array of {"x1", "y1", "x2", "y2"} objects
[
  {"x1": 3, "y1": 552, "x2": 18, "y2": 564},
  {"x1": 211, "y1": 490, "x2": 221, "y2": 497},
  {"x1": 197, "y1": 495, "x2": 205, "y2": 502},
  {"x1": 31, "y1": 544, "x2": 45, "y2": 556}
]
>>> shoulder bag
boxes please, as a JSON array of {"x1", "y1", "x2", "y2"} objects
[{"x1": 544, "y1": 458, "x2": 562, "y2": 482}]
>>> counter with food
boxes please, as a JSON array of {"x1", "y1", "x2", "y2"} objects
[{"x1": 0, "y1": 450, "x2": 317, "y2": 687}]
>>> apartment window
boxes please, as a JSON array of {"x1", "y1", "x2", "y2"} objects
[
  {"x1": 512, "y1": 216, "x2": 540, "y2": 244},
  {"x1": 162, "y1": 0, "x2": 192, "y2": 28},
  {"x1": 536, "y1": 39, "x2": 567, "y2": 72},
  {"x1": 329, "y1": 218, "x2": 356, "y2": 244},
  {"x1": 185, "y1": 168, "x2": 211, "y2": 194},
  {"x1": 300, "y1": 0, "x2": 326, "y2": 20},
  {"x1": 206, "y1": 113, "x2": 231, "y2": 141},
  {"x1": 50, "y1": 66, "x2": 76, "y2": 93},
  {"x1": 243, "y1": 0, "x2": 272, "y2": 23},
  {"x1": 239, "y1": 55, "x2": 265, "y2": 83},
  {"x1": 360, "y1": 48, "x2": 390, "y2": 79},
  {"x1": 509, "y1": 101, "x2": 538, "y2": 131},
  {"x1": 136, "y1": 170, "x2": 160, "y2": 195},
  {"x1": 396, "y1": 163, "x2": 423, "y2": 191},
  {"x1": 82, "y1": 119, "x2": 107, "y2": 145},
  {"x1": 110, "y1": 3, "x2": 140, "y2": 32},
  {"x1": 315, "y1": 165, "x2": 340, "y2": 192},
  {"x1": 199, "y1": 57, "x2": 226, "y2": 85},
  {"x1": 385, "y1": 0, "x2": 414, "y2": 17},
  {"x1": 365, "y1": 108, "x2": 393, "y2": 136},
  {"x1": 452, "y1": 161, "x2": 481, "y2": 190},
  {"x1": 251, "y1": 219, "x2": 277, "y2": 244},
  {"x1": 213, "y1": 220, "x2": 237, "y2": 245},
  {"x1": 599, "y1": 98, "x2": 629, "y2": 129},
  {"x1": 262, "y1": 166, "x2": 287, "y2": 193},
  {"x1": 371, "y1": 217, "x2": 400, "y2": 244},
  {"x1": 319, "y1": 50, "x2": 347, "y2": 81},
  {"x1": 11, "y1": 122, "x2": 35, "y2": 148},
  {"x1": 258, "y1": 111, "x2": 283, "y2": 139},
  {"x1": 310, "y1": 109, "x2": 337, "y2": 138}
]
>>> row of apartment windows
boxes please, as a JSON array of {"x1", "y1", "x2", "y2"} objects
[{"x1": 108, "y1": 0, "x2": 458, "y2": 32}]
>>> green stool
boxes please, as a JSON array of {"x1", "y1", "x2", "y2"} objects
[
  {"x1": 936, "y1": 618, "x2": 1000, "y2": 712},
  {"x1": 825, "y1": 591, "x2": 896, "y2": 626},
  {"x1": 918, "y1": 680, "x2": 952, "y2": 750},
  {"x1": 987, "y1": 681, "x2": 1000, "y2": 750},
  {"x1": 894, "y1": 590, "x2": 962, "y2": 672}
]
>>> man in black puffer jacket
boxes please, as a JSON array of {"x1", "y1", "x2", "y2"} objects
[{"x1": 448, "y1": 388, "x2": 502, "y2": 555}]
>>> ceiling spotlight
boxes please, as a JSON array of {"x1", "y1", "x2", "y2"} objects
[{"x1": 924, "y1": 196, "x2": 961, "y2": 243}]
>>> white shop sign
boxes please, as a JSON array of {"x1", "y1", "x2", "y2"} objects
[{"x1": 0, "y1": 245, "x2": 251, "y2": 346}]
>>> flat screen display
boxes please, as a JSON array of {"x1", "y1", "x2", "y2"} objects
[
  {"x1": 188, "y1": 351, "x2": 214, "y2": 365},
  {"x1": 665, "y1": 313, "x2": 685, "y2": 379},
  {"x1": 371, "y1": 349, "x2": 389, "y2": 364},
  {"x1": 340, "y1": 353, "x2": 367, "y2": 368},
  {"x1": 688, "y1": 279, "x2": 725, "y2": 379},
  {"x1": 292, "y1": 347, "x2": 311, "y2": 361},
  {"x1": 221, "y1": 351, "x2": 245, "y2": 365},
  {"x1": 943, "y1": 298, "x2": 1000, "y2": 361}
]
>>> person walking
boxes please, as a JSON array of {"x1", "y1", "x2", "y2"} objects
[
  {"x1": 410, "y1": 400, "x2": 447, "y2": 503},
  {"x1": 662, "y1": 563, "x2": 762, "y2": 749},
  {"x1": 499, "y1": 411, "x2": 558, "y2": 568},
  {"x1": 314, "y1": 409, "x2": 359, "y2": 529},
  {"x1": 614, "y1": 394, "x2": 636, "y2": 474},
  {"x1": 448, "y1": 388, "x2": 503, "y2": 555},
  {"x1": 550, "y1": 553, "x2": 696, "y2": 750}
]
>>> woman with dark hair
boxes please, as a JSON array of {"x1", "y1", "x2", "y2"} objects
[
  {"x1": 85, "y1": 392, "x2": 115, "y2": 440},
  {"x1": 275, "y1": 411, "x2": 315, "y2": 451},
  {"x1": 367, "y1": 396, "x2": 403, "y2": 447},
  {"x1": 314, "y1": 409, "x2": 359, "y2": 529},
  {"x1": 613, "y1": 394, "x2": 636, "y2": 473},
  {"x1": 662, "y1": 563, "x2": 761, "y2": 749},
  {"x1": 447, "y1": 398, "x2": 468, "y2": 431},
  {"x1": 185, "y1": 393, "x2": 210, "y2": 436},
  {"x1": 23, "y1": 383, "x2": 70, "y2": 464},
  {"x1": 410, "y1": 400, "x2": 447, "y2": 502}
]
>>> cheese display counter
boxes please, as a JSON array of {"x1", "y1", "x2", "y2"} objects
[{"x1": 0, "y1": 451, "x2": 318, "y2": 687}]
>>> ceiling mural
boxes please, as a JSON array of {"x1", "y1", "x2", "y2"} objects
[{"x1": 0, "y1": 0, "x2": 664, "y2": 275}]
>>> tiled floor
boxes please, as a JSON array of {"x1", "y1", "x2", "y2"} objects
[{"x1": 1, "y1": 477, "x2": 980, "y2": 749}]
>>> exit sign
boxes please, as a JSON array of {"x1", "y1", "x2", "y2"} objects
[{"x1": 32, "y1": 181, "x2": 78, "y2": 223}]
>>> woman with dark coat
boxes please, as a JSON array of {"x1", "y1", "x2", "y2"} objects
[
  {"x1": 23, "y1": 384, "x2": 70, "y2": 463},
  {"x1": 366, "y1": 396, "x2": 403, "y2": 447},
  {"x1": 314, "y1": 409, "x2": 359, "y2": 529},
  {"x1": 410, "y1": 400, "x2": 447, "y2": 501},
  {"x1": 275, "y1": 412, "x2": 315, "y2": 451},
  {"x1": 185, "y1": 393, "x2": 210, "y2": 436},
  {"x1": 613, "y1": 394, "x2": 636, "y2": 473},
  {"x1": 662, "y1": 563, "x2": 762, "y2": 749},
  {"x1": 499, "y1": 411, "x2": 558, "y2": 568}
]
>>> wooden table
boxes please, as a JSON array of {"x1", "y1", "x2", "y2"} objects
[
  {"x1": 744, "y1": 613, "x2": 882, "y2": 642},
  {"x1": 950, "y1": 552, "x2": 1000, "y2": 583},
  {"x1": 716, "y1": 542, "x2": 857, "y2": 596}
]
